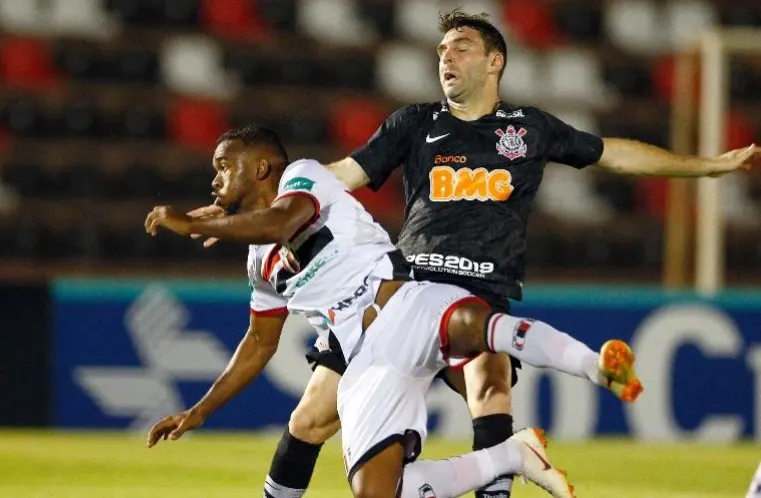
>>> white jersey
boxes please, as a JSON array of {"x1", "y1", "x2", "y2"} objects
[{"x1": 247, "y1": 159, "x2": 410, "y2": 364}]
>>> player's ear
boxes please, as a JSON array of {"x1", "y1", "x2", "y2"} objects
[
  {"x1": 490, "y1": 52, "x2": 504, "y2": 76},
  {"x1": 256, "y1": 159, "x2": 272, "y2": 180}
]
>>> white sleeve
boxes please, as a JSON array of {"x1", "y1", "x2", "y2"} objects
[
  {"x1": 273, "y1": 159, "x2": 343, "y2": 211},
  {"x1": 248, "y1": 248, "x2": 288, "y2": 316}
]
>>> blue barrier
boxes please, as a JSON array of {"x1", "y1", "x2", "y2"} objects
[{"x1": 52, "y1": 278, "x2": 761, "y2": 441}]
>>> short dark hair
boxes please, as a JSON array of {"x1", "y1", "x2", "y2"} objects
[
  {"x1": 438, "y1": 9, "x2": 507, "y2": 79},
  {"x1": 216, "y1": 124, "x2": 289, "y2": 164}
]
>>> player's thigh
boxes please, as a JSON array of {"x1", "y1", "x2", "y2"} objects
[
  {"x1": 338, "y1": 355, "x2": 429, "y2": 484},
  {"x1": 463, "y1": 352, "x2": 513, "y2": 417},
  {"x1": 289, "y1": 365, "x2": 341, "y2": 444},
  {"x1": 349, "y1": 443, "x2": 405, "y2": 498}
]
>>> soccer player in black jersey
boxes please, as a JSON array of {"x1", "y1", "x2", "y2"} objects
[{"x1": 226, "y1": 10, "x2": 757, "y2": 498}]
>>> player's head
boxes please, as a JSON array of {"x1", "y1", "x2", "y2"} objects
[
  {"x1": 437, "y1": 9, "x2": 507, "y2": 102},
  {"x1": 211, "y1": 125, "x2": 289, "y2": 212}
]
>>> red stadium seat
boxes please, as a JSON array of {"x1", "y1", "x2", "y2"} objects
[
  {"x1": 200, "y1": 0, "x2": 272, "y2": 42},
  {"x1": 0, "y1": 37, "x2": 62, "y2": 91},
  {"x1": 725, "y1": 111, "x2": 757, "y2": 151},
  {"x1": 167, "y1": 98, "x2": 229, "y2": 152},
  {"x1": 328, "y1": 98, "x2": 388, "y2": 153},
  {"x1": 636, "y1": 178, "x2": 668, "y2": 219},
  {"x1": 503, "y1": 0, "x2": 561, "y2": 48}
]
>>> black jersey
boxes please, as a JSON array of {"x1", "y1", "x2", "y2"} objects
[{"x1": 350, "y1": 101, "x2": 604, "y2": 300}]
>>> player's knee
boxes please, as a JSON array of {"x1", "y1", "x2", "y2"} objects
[
  {"x1": 446, "y1": 301, "x2": 492, "y2": 356},
  {"x1": 288, "y1": 403, "x2": 339, "y2": 445}
]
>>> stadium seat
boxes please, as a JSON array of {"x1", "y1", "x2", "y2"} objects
[
  {"x1": 223, "y1": 49, "x2": 281, "y2": 86},
  {"x1": 54, "y1": 162, "x2": 103, "y2": 199},
  {"x1": 117, "y1": 162, "x2": 166, "y2": 198},
  {"x1": 160, "y1": 35, "x2": 239, "y2": 98},
  {"x1": 594, "y1": 175, "x2": 638, "y2": 213},
  {"x1": 545, "y1": 48, "x2": 607, "y2": 104},
  {"x1": 285, "y1": 111, "x2": 328, "y2": 144},
  {"x1": 3, "y1": 98, "x2": 47, "y2": 138},
  {"x1": 121, "y1": 104, "x2": 165, "y2": 140},
  {"x1": 330, "y1": 56, "x2": 375, "y2": 90},
  {"x1": 48, "y1": 0, "x2": 120, "y2": 39},
  {"x1": 116, "y1": 47, "x2": 159, "y2": 83},
  {"x1": 357, "y1": 0, "x2": 395, "y2": 37},
  {"x1": 162, "y1": 0, "x2": 200, "y2": 27},
  {"x1": 536, "y1": 166, "x2": 614, "y2": 224},
  {"x1": 178, "y1": 163, "x2": 216, "y2": 201},
  {"x1": 258, "y1": 0, "x2": 297, "y2": 30},
  {"x1": 393, "y1": 0, "x2": 443, "y2": 43},
  {"x1": 53, "y1": 43, "x2": 99, "y2": 80},
  {"x1": 503, "y1": 0, "x2": 560, "y2": 48},
  {"x1": 553, "y1": 2, "x2": 602, "y2": 42},
  {"x1": 725, "y1": 111, "x2": 757, "y2": 150},
  {"x1": 604, "y1": 59, "x2": 653, "y2": 97},
  {"x1": 0, "y1": 0, "x2": 46, "y2": 34},
  {"x1": 200, "y1": 0, "x2": 271, "y2": 42},
  {"x1": 666, "y1": 0, "x2": 717, "y2": 50},
  {"x1": 498, "y1": 49, "x2": 542, "y2": 101},
  {"x1": 60, "y1": 100, "x2": 102, "y2": 138},
  {"x1": 2, "y1": 161, "x2": 48, "y2": 197},
  {"x1": 605, "y1": 0, "x2": 665, "y2": 54},
  {"x1": 729, "y1": 60, "x2": 759, "y2": 99},
  {"x1": 376, "y1": 42, "x2": 439, "y2": 103},
  {"x1": 0, "y1": 37, "x2": 62, "y2": 91},
  {"x1": 720, "y1": 6, "x2": 761, "y2": 27},
  {"x1": 328, "y1": 98, "x2": 387, "y2": 152},
  {"x1": 279, "y1": 56, "x2": 319, "y2": 86},
  {"x1": 298, "y1": 0, "x2": 376, "y2": 46},
  {"x1": 103, "y1": 0, "x2": 154, "y2": 25}
]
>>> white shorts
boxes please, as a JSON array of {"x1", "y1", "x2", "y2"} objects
[{"x1": 337, "y1": 280, "x2": 479, "y2": 481}]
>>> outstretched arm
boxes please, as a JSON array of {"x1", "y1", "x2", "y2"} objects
[
  {"x1": 325, "y1": 157, "x2": 371, "y2": 191},
  {"x1": 144, "y1": 194, "x2": 316, "y2": 245},
  {"x1": 146, "y1": 312, "x2": 287, "y2": 447},
  {"x1": 596, "y1": 138, "x2": 759, "y2": 177}
]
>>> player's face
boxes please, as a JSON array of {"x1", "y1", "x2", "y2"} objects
[
  {"x1": 211, "y1": 139, "x2": 258, "y2": 212},
  {"x1": 438, "y1": 27, "x2": 491, "y2": 101}
]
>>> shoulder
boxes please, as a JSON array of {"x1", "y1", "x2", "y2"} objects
[
  {"x1": 390, "y1": 102, "x2": 439, "y2": 122},
  {"x1": 279, "y1": 159, "x2": 330, "y2": 190}
]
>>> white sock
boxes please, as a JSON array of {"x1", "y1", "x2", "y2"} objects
[
  {"x1": 746, "y1": 461, "x2": 761, "y2": 498},
  {"x1": 486, "y1": 314, "x2": 601, "y2": 384},
  {"x1": 399, "y1": 442, "x2": 522, "y2": 498}
]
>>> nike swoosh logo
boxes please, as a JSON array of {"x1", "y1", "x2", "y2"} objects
[
  {"x1": 526, "y1": 444, "x2": 551, "y2": 471},
  {"x1": 426, "y1": 133, "x2": 449, "y2": 143}
]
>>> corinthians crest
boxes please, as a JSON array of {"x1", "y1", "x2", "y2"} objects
[{"x1": 495, "y1": 125, "x2": 528, "y2": 160}]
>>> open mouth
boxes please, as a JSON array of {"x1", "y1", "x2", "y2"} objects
[{"x1": 443, "y1": 71, "x2": 458, "y2": 83}]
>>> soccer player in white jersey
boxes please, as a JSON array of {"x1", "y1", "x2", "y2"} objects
[{"x1": 144, "y1": 125, "x2": 640, "y2": 498}]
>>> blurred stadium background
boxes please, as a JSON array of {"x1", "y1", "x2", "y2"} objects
[{"x1": 0, "y1": 0, "x2": 759, "y2": 497}]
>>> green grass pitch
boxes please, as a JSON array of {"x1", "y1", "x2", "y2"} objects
[{"x1": 0, "y1": 430, "x2": 756, "y2": 497}]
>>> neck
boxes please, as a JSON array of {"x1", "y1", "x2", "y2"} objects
[{"x1": 447, "y1": 84, "x2": 500, "y2": 121}]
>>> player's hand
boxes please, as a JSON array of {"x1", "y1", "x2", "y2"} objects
[
  {"x1": 146, "y1": 408, "x2": 206, "y2": 448},
  {"x1": 708, "y1": 144, "x2": 760, "y2": 177},
  {"x1": 186, "y1": 204, "x2": 224, "y2": 248},
  {"x1": 144, "y1": 205, "x2": 192, "y2": 237}
]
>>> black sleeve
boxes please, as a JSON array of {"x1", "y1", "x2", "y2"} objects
[
  {"x1": 350, "y1": 104, "x2": 426, "y2": 191},
  {"x1": 540, "y1": 109, "x2": 604, "y2": 169}
]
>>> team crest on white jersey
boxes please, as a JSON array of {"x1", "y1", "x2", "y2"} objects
[{"x1": 495, "y1": 125, "x2": 528, "y2": 160}]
